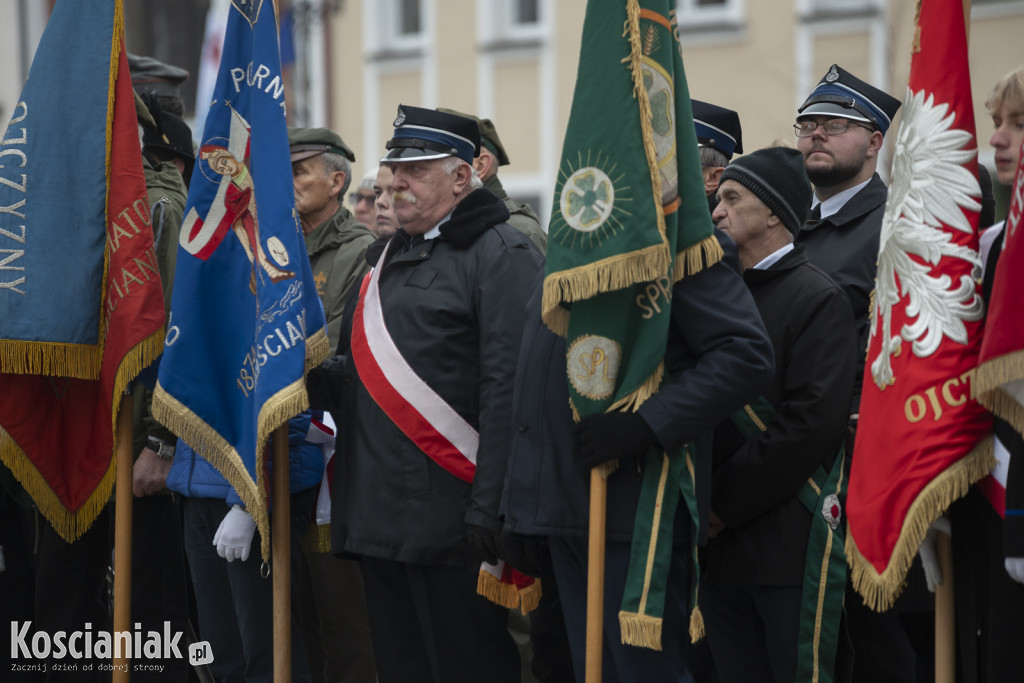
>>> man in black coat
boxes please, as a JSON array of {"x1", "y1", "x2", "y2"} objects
[
  {"x1": 703, "y1": 147, "x2": 856, "y2": 683},
  {"x1": 500, "y1": 232, "x2": 774, "y2": 679},
  {"x1": 794, "y1": 63, "x2": 938, "y2": 683},
  {"x1": 310, "y1": 106, "x2": 543, "y2": 683},
  {"x1": 794, "y1": 64, "x2": 901, "y2": 417}
]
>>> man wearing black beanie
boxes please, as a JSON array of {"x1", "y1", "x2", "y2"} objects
[{"x1": 703, "y1": 146, "x2": 858, "y2": 683}]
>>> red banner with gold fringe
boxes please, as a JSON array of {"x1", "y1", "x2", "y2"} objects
[{"x1": 845, "y1": 0, "x2": 994, "y2": 611}]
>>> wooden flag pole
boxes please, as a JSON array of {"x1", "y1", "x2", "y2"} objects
[
  {"x1": 932, "y1": 7, "x2": 968, "y2": 682},
  {"x1": 272, "y1": 424, "x2": 291, "y2": 683},
  {"x1": 585, "y1": 467, "x2": 607, "y2": 683},
  {"x1": 112, "y1": 392, "x2": 134, "y2": 683}
]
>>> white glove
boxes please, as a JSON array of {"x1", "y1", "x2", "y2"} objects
[
  {"x1": 213, "y1": 505, "x2": 256, "y2": 562},
  {"x1": 918, "y1": 516, "x2": 951, "y2": 592},
  {"x1": 1006, "y1": 557, "x2": 1024, "y2": 585}
]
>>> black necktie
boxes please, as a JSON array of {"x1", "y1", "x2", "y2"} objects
[{"x1": 804, "y1": 203, "x2": 822, "y2": 227}]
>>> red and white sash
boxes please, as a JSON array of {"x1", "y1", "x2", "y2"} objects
[
  {"x1": 349, "y1": 240, "x2": 541, "y2": 612},
  {"x1": 350, "y1": 241, "x2": 478, "y2": 482}
]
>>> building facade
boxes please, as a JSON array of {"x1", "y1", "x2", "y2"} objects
[{"x1": 3, "y1": 1, "x2": 1023, "y2": 224}]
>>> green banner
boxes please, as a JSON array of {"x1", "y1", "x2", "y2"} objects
[
  {"x1": 544, "y1": 0, "x2": 723, "y2": 649},
  {"x1": 544, "y1": 0, "x2": 720, "y2": 415}
]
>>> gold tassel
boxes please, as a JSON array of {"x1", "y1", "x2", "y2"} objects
[
  {"x1": 619, "y1": 611, "x2": 663, "y2": 650},
  {"x1": 477, "y1": 570, "x2": 521, "y2": 610},
  {"x1": 846, "y1": 437, "x2": 995, "y2": 611},
  {"x1": 689, "y1": 605, "x2": 706, "y2": 643},
  {"x1": 303, "y1": 523, "x2": 332, "y2": 553}
]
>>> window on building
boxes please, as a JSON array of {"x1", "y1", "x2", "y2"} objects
[
  {"x1": 482, "y1": 0, "x2": 546, "y2": 46},
  {"x1": 676, "y1": 0, "x2": 744, "y2": 30},
  {"x1": 511, "y1": 0, "x2": 540, "y2": 26},
  {"x1": 799, "y1": 0, "x2": 884, "y2": 18},
  {"x1": 376, "y1": 0, "x2": 425, "y2": 52}
]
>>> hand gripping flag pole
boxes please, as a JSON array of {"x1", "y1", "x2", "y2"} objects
[{"x1": 151, "y1": 0, "x2": 328, "y2": 679}]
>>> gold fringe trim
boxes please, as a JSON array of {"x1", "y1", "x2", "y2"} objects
[
  {"x1": 846, "y1": 436, "x2": 994, "y2": 611},
  {"x1": 518, "y1": 580, "x2": 543, "y2": 615},
  {"x1": 619, "y1": 611, "x2": 663, "y2": 650},
  {"x1": 1, "y1": 428, "x2": 115, "y2": 543},
  {"x1": 152, "y1": 382, "x2": 272, "y2": 563},
  {"x1": 676, "y1": 235, "x2": 724, "y2": 283},
  {"x1": 596, "y1": 459, "x2": 620, "y2": 480},
  {"x1": 689, "y1": 605, "x2": 705, "y2": 643},
  {"x1": 0, "y1": 328, "x2": 164, "y2": 542},
  {"x1": 0, "y1": 341, "x2": 102, "y2": 379},
  {"x1": 609, "y1": 363, "x2": 664, "y2": 413},
  {"x1": 975, "y1": 349, "x2": 1024, "y2": 435},
  {"x1": 303, "y1": 522, "x2": 332, "y2": 553},
  {"x1": 477, "y1": 569, "x2": 520, "y2": 610},
  {"x1": 541, "y1": 242, "x2": 670, "y2": 332},
  {"x1": 305, "y1": 327, "x2": 330, "y2": 373}
]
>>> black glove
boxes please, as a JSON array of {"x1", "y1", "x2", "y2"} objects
[
  {"x1": 498, "y1": 533, "x2": 547, "y2": 577},
  {"x1": 306, "y1": 355, "x2": 347, "y2": 411},
  {"x1": 466, "y1": 523, "x2": 501, "y2": 565},
  {"x1": 574, "y1": 411, "x2": 658, "y2": 470}
]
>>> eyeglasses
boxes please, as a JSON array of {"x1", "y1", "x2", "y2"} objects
[
  {"x1": 348, "y1": 192, "x2": 376, "y2": 204},
  {"x1": 793, "y1": 119, "x2": 873, "y2": 138}
]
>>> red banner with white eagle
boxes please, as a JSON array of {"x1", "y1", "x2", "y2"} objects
[{"x1": 845, "y1": 0, "x2": 994, "y2": 611}]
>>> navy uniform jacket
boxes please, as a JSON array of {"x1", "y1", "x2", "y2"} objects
[
  {"x1": 500, "y1": 232, "x2": 774, "y2": 545},
  {"x1": 796, "y1": 173, "x2": 887, "y2": 413}
]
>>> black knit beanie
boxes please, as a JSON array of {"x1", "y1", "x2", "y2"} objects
[{"x1": 719, "y1": 147, "x2": 812, "y2": 236}]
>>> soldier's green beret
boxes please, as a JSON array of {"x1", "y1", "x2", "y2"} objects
[
  {"x1": 287, "y1": 127, "x2": 356, "y2": 163},
  {"x1": 437, "y1": 107, "x2": 510, "y2": 166}
]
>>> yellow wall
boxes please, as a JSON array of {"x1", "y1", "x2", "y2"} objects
[{"x1": 493, "y1": 60, "x2": 541, "y2": 171}]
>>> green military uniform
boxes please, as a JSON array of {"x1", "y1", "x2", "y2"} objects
[
  {"x1": 438, "y1": 107, "x2": 548, "y2": 255},
  {"x1": 133, "y1": 157, "x2": 187, "y2": 454},
  {"x1": 483, "y1": 174, "x2": 547, "y2": 254},
  {"x1": 306, "y1": 206, "x2": 375, "y2": 351}
]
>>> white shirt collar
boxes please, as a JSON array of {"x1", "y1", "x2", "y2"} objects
[
  {"x1": 752, "y1": 242, "x2": 795, "y2": 270},
  {"x1": 811, "y1": 177, "x2": 872, "y2": 220},
  {"x1": 421, "y1": 210, "x2": 455, "y2": 241}
]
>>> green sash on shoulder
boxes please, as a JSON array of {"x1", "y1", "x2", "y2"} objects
[{"x1": 728, "y1": 398, "x2": 848, "y2": 683}]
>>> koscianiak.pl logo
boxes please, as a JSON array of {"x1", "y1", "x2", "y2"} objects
[{"x1": 9, "y1": 621, "x2": 213, "y2": 675}]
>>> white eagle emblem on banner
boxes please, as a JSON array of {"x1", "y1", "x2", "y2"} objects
[{"x1": 870, "y1": 88, "x2": 985, "y2": 389}]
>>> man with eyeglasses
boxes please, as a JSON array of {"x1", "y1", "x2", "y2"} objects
[
  {"x1": 794, "y1": 64, "x2": 900, "y2": 417},
  {"x1": 350, "y1": 170, "x2": 379, "y2": 227},
  {"x1": 796, "y1": 65, "x2": 939, "y2": 683}
]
